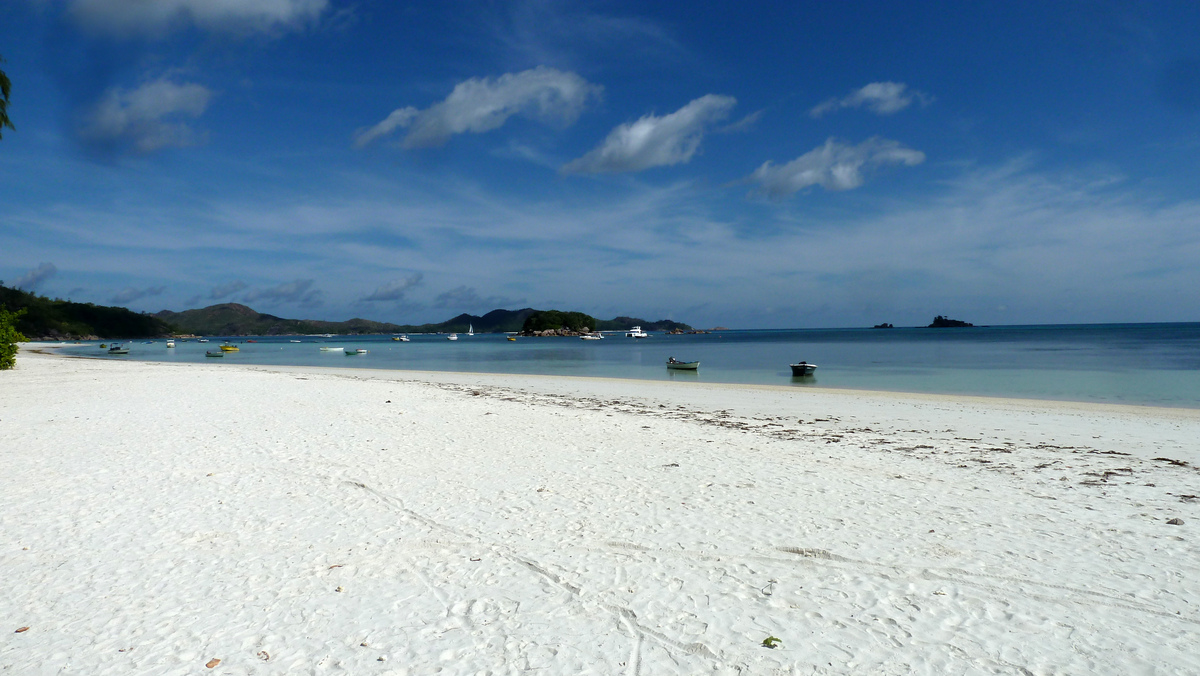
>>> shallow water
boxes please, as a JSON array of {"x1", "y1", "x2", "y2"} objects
[{"x1": 65, "y1": 323, "x2": 1200, "y2": 407}]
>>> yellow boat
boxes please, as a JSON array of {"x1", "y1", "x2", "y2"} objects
[{"x1": 219, "y1": 344, "x2": 239, "y2": 352}]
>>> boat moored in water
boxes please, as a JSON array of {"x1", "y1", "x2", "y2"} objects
[
  {"x1": 107, "y1": 345, "x2": 129, "y2": 355},
  {"x1": 790, "y1": 362, "x2": 817, "y2": 376},
  {"x1": 345, "y1": 348, "x2": 368, "y2": 355},
  {"x1": 205, "y1": 350, "x2": 224, "y2": 358},
  {"x1": 625, "y1": 326, "x2": 648, "y2": 338},
  {"x1": 447, "y1": 333, "x2": 458, "y2": 341},
  {"x1": 666, "y1": 357, "x2": 699, "y2": 370},
  {"x1": 319, "y1": 346, "x2": 344, "y2": 352}
]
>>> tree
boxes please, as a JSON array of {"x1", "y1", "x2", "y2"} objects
[
  {"x1": 0, "y1": 306, "x2": 27, "y2": 370},
  {"x1": 0, "y1": 54, "x2": 13, "y2": 139}
]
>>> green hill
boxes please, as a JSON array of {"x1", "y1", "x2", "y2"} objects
[
  {"x1": 154, "y1": 305, "x2": 543, "y2": 336},
  {"x1": 0, "y1": 285, "x2": 175, "y2": 340}
]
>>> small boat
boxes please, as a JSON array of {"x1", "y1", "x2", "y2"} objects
[
  {"x1": 507, "y1": 336, "x2": 516, "y2": 341},
  {"x1": 447, "y1": 333, "x2": 458, "y2": 341},
  {"x1": 666, "y1": 357, "x2": 698, "y2": 370},
  {"x1": 198, "y1": 338, "x2": 209, "y2": 343},
  {"x1": 99, "y1": 344, "x2": 107, "y2": 349},
  {"x1": 581, "y1": 333, "x2": 603, "y2": 340},
  {"x1": 319, "y1": 346, "x2": 343, "y2": 352},
  {"x1": 790, "y1": 362, "x2": 818, "y2": 376},
  {"x1": 143, "y1": 341, "x2": 154, "y2": 344},
  {"x1": 398, "y1": 335, "x2": 410, "y2": 342},
  {"x1": 467, "y1": 324, "x2": 474, "y2": 337},
  {"x1": 166, "y1": 341, "x2": 176, "y2": 348},
  {"x1": 626, "y1": 326, "x2": 648, "y2": 338},
  {"x1": 219, "y1": 344, "x2": 239, "y2": 352},
  {"x1": 344, "y1": 348, "x2": 368, "y2": 355},
  {"x1": 205, "y1": 350, "x2": 224, "y2": 358},
  {"x1": 289, "y1": 340, "x2": 302, "y2": 343},
  {"x1": 108, "y1": 345, "x2": 129, "y2": 355}
]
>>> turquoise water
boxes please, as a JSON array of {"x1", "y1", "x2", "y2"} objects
[{"x1": 65, "y1": 324, "x2": 1200, "y2": 408}]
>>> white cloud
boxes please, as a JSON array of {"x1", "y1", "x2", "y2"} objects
[
  {"x1": 111, "y1": 285, "x2": 165, "y2": 304},
  {"x1": 810, "y1": 82, "x2": 931, "y2": 118},
  {"x1": 78, "y1": 78, "x2": 213, "y2": 153},
  {"x1": 561, "y1": 94, "x2": 736, "y2": 174},
  {"x1": 355, "y1": 66, "x2": 601, "y2": 149},
  {"x1": 13, "y1": 262, "x2": 58, "y2": 291},
  {"x1": 749, "y1": 137, "x2": 926, "y2": 196},
  {"x1": 67, "y1": 0, "x2": 329, "y2": 38},
  {"x1": 243, "y1": 279, "x2": 323, "y2": 308},
  {"x1": 434, "y1": 286, "x2": 525, "y2": 310},
  {"x1": 362, "y1": 274, "x2": 424, "y2": 302},
  {"x1": 209, "y1": 280, "x2": 247, "y2": 299}
]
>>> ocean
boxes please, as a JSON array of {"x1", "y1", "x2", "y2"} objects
[{"x1": 65, "y1": 323, "x2": 1200, "y2": 408}]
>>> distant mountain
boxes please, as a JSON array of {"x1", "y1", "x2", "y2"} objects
[
  {"x1": 0, "y1": 285, "x2": 174, "y2": 340},
  {"x1": 156, "y1": 303, "x2": 693, "y2": 336},
  {"x1": 595, "y1": 316, "x2": 693, "y2": 332},
  {"x1": 154, "y1": 304, "x2": 544, "y2": 336}
]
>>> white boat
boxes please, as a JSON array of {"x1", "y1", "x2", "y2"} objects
[
  {"x1": 197, "y1": 338, "x2": 209, "y2": 343},
  {"x1": 467, "y1": 324, "x2": 474, "y2": 336},
  {"x1": 447, "y1": 333, "x2": 458, "y2": 341},
  {"x1": 107, "y1": 345, "x2": 129, "y2": 355},
  {"x1": 581, "y1": 333, "x2": 603, "y2": 340},
  {"x1": 319, "y1": 346, "x2": 344, "y2": 352},
  {"x1": 289, "y1": 339, "x2": 302, "y2": 343},
  {"x1": 789, "y1": 362, "x2": 818, "y2": 376},
  {"x1": 166, "y1": 341, "x2": 175, "y2": 348},
  {"x1": 398, "y1": 335, "x2": 410, "y2": 342},
  {"x1": 625, "y1": 326, "x2": 648, "y2": 338}
]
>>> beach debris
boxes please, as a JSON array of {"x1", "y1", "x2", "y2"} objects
[
  {"x1": 206, "y1": 658, "x2": 221, "y2": 668},
  {"x1": 328, "y1": 564, "x2": 343, "y2": 569},
  {"x1": 335, "y1": 586, "x2": 345, "y2": 592},
  {"x1": 1153, "y1": 457, "x2": 1190, "y2": 467},
  {"x1": 761, "y1": 636, "x2": 781, "y2": 649},
  {"x1": 377, "y1": 655, "x2": 388, "y2": 661},
  {"x1": 1167, "y1": 518, "x2": 1184, "y2": 525},
  {"x1": 15, "y1": 627, "x2": 29, "y2": 633},
  {"x1": 257, "y1": 650, "x2": 270, "y2": 661},
  {"x1": 761, "y1": 579, "x2": 777, "y2": 596},
  {"x1": 360, "y1": 642, "x2": 369, "y2": 647}
]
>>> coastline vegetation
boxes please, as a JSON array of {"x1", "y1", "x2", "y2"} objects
[
  {"x1": 0, "y1": 305, "x2": 27, "y2": 370},
  {"x1": 0, "y1": 285, "x2": 174, "y2": 340}
]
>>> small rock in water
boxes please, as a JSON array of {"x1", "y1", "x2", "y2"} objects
[
  {"x1": 206, "y1": 658, "x2": 221, "y2": 668},
  {"x1": 1167, "y1": 518, "x2": 1184, "y2": 525}
]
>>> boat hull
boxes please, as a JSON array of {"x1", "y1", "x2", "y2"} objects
[
  {"x1": 666, "y1": 361, "x2": 699, "y2": 370},
  {"x1": 790, "y1": 364, "x2": 817, "y2": 376}
]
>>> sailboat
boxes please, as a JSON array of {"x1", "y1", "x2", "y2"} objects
[{"x1": 467, "y1": 324, "x2": 474, "y2": 336}]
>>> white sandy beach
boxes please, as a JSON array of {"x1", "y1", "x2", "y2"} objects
[{"x1": 2, "y1": 348, "x2": 1198, "y2": 675}]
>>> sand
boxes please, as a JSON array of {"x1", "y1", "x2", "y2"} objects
[{"x1": 2, "y1": 348, "x2": 1198, "y2": 675}]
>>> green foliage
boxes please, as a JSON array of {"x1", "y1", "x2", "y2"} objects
[
  {"x1": 0, "y1": 285, "x2": 175, "y2": 339},
  {"x1": 0, "y1": 54, "x2": 13, "y2": 139},
  {"x1": 0, "y1": 305, "x2": 28, "y2": 370},
  {"x1": 595, "y1": 315, "x2": 694, "y2": 332},
  {"x1": 521, "y1": 310, "x2": 597, "y2": 333},
  {"x1": 761, "y1": 636, "x2": 781, "y2": 649}
]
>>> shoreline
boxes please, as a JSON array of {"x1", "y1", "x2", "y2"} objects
[
  {"x1": 3, "y1": 350, "x2": 1198, "y2": 673},
  {"x1": 25, "y1": 341, "x2": 1200, "y2": 415}
]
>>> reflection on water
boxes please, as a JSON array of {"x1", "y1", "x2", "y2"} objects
[{"x1": 64, "y1": 323, "x2": 1200, "y2": 407}]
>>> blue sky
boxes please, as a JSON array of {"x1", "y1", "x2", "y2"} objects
[{"x1": 2, "y1": 1, "x2": 1199, "y2": 328}]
